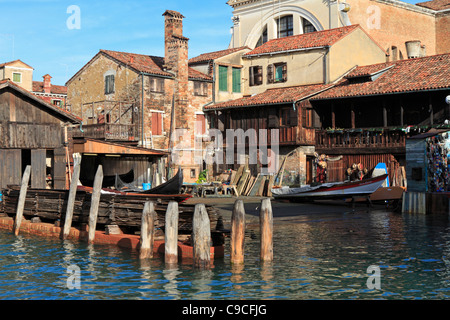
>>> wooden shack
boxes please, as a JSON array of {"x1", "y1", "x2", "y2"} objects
[{"x1": 0, "y1": 80, "x2": 81, "y2": 189}]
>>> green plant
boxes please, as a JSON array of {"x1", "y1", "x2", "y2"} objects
[{"x1": 196, "y1": 169, "x2": 208, "y2": 183}]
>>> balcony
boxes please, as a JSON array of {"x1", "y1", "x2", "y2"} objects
[
  {"x1": 74, "y1": 123, "x2": 138, "y2": 142},
  {"x1": 315, "y1": 128, "x2": 406, "y2": 154}
]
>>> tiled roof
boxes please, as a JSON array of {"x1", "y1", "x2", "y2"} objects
[
  {"x1": 32, "y1": 81, "x2": 68, "y2": 95},
  {"x1": 345, "y1": 64, "x2": 395, "y2": 79},
  {"x1": 204, "y1": 83, "x2": 334, "y2": 110},
  {"x1": 244, "y1": 25, "x2": 360, "y2": 57},
  {"x1": 311, "y1": 53, "x2": 450, "y2": 100},
  {"x1": 67, "y1": 49, "x2": 212, "y2": 85},
  {"x1": 189, "y1": 46, "x2": 250, "y2": 64},
  {"x1": 416, "y1": 0, "x2": 450, "y2": 11},
  {"x1": 0, "y1": 79, "x2": 81, "y2": 123}
]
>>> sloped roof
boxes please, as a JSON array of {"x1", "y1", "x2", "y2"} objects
[
  {"x1": 416, "y1": 0, "x2": 450, "y2": 11},
  {"x1": 311, "y1": 53, "x2": 450, "y2": 100},
  {"x1": 189, "y1": 46, "x2": 250, "y2": 64},
  {"x1": 0, "y1": 59, "x2": 34, "y2": 69},
  {"x1": 0, "y1": 79, "x2": 81, "y2": 123},
  {"x1": 244, "y1": 25, "x2": 361, "y2": 57},
  {"x1": 66, "y1": 49, "x2": 212, "y2": 85},
  {"x1": 32, "y1": 81, "x2": 68, "y2": 95},
  {"x1": 204, "y1": 83, "x2": 335, "y2": 111}
]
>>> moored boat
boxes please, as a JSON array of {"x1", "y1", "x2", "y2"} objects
[{"x1": 272, "y1": 174, "x2": 388, "y2": 201}]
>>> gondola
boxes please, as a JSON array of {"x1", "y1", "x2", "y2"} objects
[
  {"x1": 141, "y1": 168, "x2": 183, "y2": 195},
  {"x1": 80, "y1": 169, "x2": 134, "y2": 188}
]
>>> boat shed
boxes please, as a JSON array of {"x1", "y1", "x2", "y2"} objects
[{"x1": 0, "y1": 80, "x2": 81, "y2": 190}]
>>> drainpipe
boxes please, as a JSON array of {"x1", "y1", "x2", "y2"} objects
[{"x1": 141, "y1": 72, "x2": 145, "y2": 144}]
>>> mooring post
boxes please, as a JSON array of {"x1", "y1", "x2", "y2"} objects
[
  {"x1": 88, "y1": 165, "x2": 104, "y2": 244},
  {"x1": 193, "y1": 204, "x2": 211, "y2": 269},
  {"x1": 165, "y1": 201, "x2": 179, "y2": 265},
  {"x1": 14, "y1": 165, "x2": 31, "y2": 236},
  {"x1": 231, "y1": 199, "x2": 246, "y2": 264},
  {"x1": 62, "y1": 156, "x2": 81, "y2": 240},
  {"x1": 139, "y1": 201, "x2": 156, "y2": 259},
  {"x1": 260, "y1": 198, "x2": 273, "y2": 262}
]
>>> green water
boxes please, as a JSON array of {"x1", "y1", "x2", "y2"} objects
[{"x1": 0, "y1": 207, "x2": 449, "y2": 300}]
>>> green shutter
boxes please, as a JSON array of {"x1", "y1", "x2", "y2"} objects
[
  {"x1": 219, "y1": 66, "x2": 228, "y2": 92},
  {"x1": 275, "y1": 65, "x2": 283, "y2": 82},
  {"x1": 232, "y1": 68, "x2": 241, "y2": 93}
]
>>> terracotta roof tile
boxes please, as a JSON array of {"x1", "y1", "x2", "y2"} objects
[
  {"x1": 311, "y1": 53, "x2": 450, "y2": 100},
  {"x1": 416, "y1": 0, "x2": 450, "y2": 11},
  {"x1": 189, "y1": 46, "x2": 250, "y2": 64},
  {"x1": 244, "y1": 25, "x2": 360, "y2": 57},
  {"x1": 205, "y1": 83, "x2": 334, "y2": 110},
  {"x1": 32, "y1": 81, "x2": 68, "y2": 95}
]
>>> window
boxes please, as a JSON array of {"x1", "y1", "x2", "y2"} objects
[
  {"x1": 151, "y1": 111, "x2": 163, "y2": 136},
  {"x1": 267, "y1": 63, "x2": 287, "y2": 84},
  {"x1": 150, "y1": 77, "x2": 164, "y2": 93},
  {"x1": 12, "y1": 72, "x2": 21, "y2": 83},
  {"x1": 277, "y1": 15, "x2": 293, "y2": 38},
  {"x1": 52, "y1": 100, "x2": 62, "y2": 107},
  {"x1": 104, "y1": 74, "x2": 115, "y2": 94},
  {"x1": 256, "y1": 27, "x2": 268, "y2": 48},
  {"x1": 218, "y1": 65, "x2": 228, "y2": 92},
  {"x1": 280, "y1": 108, "x2": 298, "y2": 127},
  {"x1": 302, "y1": 106, "x2": 313, "y2": 128},
  {"x1": 303, "y1": 18, "x2": 316, "y2": 34},
  {"x1": 194, "y1": 81, "x2": 208, "y2": 96},
  {"x1": 232, "y1": 67, "x2": 241, "y2": 93},
  {"x1": 249, "y1": 66, "x2": 263, "y2": 86}
]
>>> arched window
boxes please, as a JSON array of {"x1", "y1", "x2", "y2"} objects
[
  {"x1": 277, "y1": 15, "x2": 293, "y2": 38},
  {"x1": 256, "y1": 26, "x2": 268, "y2": 48},
  {"x1": 302, "y1": 18, "x2": 316, "y2": 34}
]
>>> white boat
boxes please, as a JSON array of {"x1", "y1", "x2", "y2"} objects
[{"x1": 272, "y1": 174, "x2": 388, "y2": 201}]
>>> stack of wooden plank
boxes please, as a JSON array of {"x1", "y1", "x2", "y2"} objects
[
  {"x1": 1, "y1": 186, "x2": 222, "y2": 234},
  {"x1": 222, "y1": 166, "x2": 275, "y2": 197}
]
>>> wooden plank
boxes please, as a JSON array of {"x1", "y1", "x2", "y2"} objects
[
  {"x1": 31, "y1": 149, "x2": 47, "y2": 189},
  {"x1": 62, "y1": 155, "x2": 81, "y2": 240},
  {"x1": 231, "y1": 200, "x2": 245, "y2": 264},
  {"x1": 248, "y1": 174, "x2": 262, "y2": 197},
  {"x1": 266, "y1": 175, "x2": 275, "y2": 197},
  {"x1": 256, "y1": 176, "x2": 267, "y2": 196},
  {"x1": 139, "y1": 201, "x2": 156, "y2": 259},
  {"x1": 192, "y1": 204, "x2": 211, "y2": 269},
  {"x1": 14, "y1": 165, "x2": 31, "y2": 236},
  {"x1": 260, "y1": 198, "x2": 273, "y2": 262},
  {"x1": 88, "y1": 165, "x2": 104, "y2": 244},
  {"x1": 236, "y1": 170, "x2": 250, "y2": 195},
  {"x1": 165, "y1": 201, "x2": 179, "y2": 265}
]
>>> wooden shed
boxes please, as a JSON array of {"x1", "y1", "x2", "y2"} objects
[{"x1": 0, "y1": 80, "x2": 81, "y2": 189}]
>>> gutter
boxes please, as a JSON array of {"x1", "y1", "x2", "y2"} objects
[{"x1": 243, "y1": 46, "x2": 328, "y2": 59}]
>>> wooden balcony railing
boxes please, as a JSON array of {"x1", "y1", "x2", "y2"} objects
[
  {"x1": 315, "y1": 128, "x2": 406, "y2": 153},
  {"x1": 74, "y1": 123, "x2": 139, "y2": 142}
]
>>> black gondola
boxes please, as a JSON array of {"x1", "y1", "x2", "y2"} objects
[
  {"x1": 80, "y1": 169, "x2": 134, "y2": 188},
  {"x1": 140, "y1": 168, "x2": 183, "y2": 195}
]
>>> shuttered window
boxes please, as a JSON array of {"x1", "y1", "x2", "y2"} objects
[
  {"x1": 232, "y1": 67, "x2": 241, "y2": 93},
  {"x1": 268, "y1": 63, "x2": 287, "y2": 83},
  {"x1": 218, "y1": 65, "x2": 228, "y2": 92},
  {"x1": 249, "y1": 66, "x2": 263, "y2": 86},
  {"x1": 196, "y1": 113, "x2": 206, "y2": 135},
  {"x1": 151, "y1": 112, "x2": 163, "y2": 136}
]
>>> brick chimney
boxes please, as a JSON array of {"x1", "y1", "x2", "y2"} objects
[
  {"x1": 163, "y1": 10, "x2": 189, "y2": 128},
  {"x1": 43, "y1": 74, "x2": 52, "y2": 94}
]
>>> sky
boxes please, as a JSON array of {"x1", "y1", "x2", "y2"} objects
[{"x1": 0, "y1": 0, "x2": 422, "y2": 86}]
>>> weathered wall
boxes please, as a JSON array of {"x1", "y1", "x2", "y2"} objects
[{"x1": 436, "y1": 13, "x2": 450, "y2": 54}]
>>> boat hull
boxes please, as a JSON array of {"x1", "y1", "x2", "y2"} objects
[{"x1": 272, "y1": 174, "x2": 388, "y2": 201}]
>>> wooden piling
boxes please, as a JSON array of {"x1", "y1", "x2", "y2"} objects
[
  {"x1": 62, "y1": 156, "x2": 81, "y2": 240},
  {"x1": 260, "y1": 198, "x2": 273, "y2": 262},
  {"x1": 165, "y1": 201, "x2": 179, "y2": 265},
  {"x1": 139, "y1": 201, "x2": 156, "y2": 259},
  {"x1": 231, "y1": 199, "x2": 246, "y2": 264},
  {"x1": 192, "y1": 204, "x2": 211, "y2": 269},
  {"x1": 88, "y1": 165, "x2": 104, "y2": 244},
  {"x1": 13, "y1": 165, "x2": 31, "y2": 236}
]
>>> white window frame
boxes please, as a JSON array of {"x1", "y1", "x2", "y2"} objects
[{"x1": 12, "y1": 72, "x2": 22, "y2": 83}]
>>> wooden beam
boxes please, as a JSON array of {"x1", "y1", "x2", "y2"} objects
[
  {"x1": 165, "y1": 201, "x2": 179, "y2": 265},
  {"x1": 351, "y1": 103, "x2": 355, "y2": 129},
  {"x1": 192, "y1": 204, "x2": 211, "y2": 269},
  {"x1": 13, "y1": 165, "x2": 31, "y2": 236},
  {"x1": 231, "y1": 200, "x2": 245, "y2": 264},
  {"x1": 139, "y1": 201, "x2": 156, "y2": 259},
  {"x1": 62, "y1": 155, "x2": 81, "y2": 240},
  {"x1": 88, "y1": 165, "x2": 104, "y2": 244},
  {"x1": 260, "y1": 198, "x2": 273, "y2": 262}
]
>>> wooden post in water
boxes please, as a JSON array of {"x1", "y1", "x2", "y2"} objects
[
  {"x1": 14, "y1": 165, "x2": 31, "y2": 236},
  {"x1": 62, "y1": 154, "x2": 81, "y2": 240},
  {"x1": 139, "y1": 201, "x2": 156, "y2": 259},
  {"x1": 88, "y1": 165, "x2": 104, "y2": 244},
  {"x1": 231, "y1": 199, "x2": 246, "y2": 264},
  {"x1": 192, "y1": 204, "x2": 211, "y2": 269},
  {"x1": 260, "y1": 198, "x2": 273, "y2": 262},
  {"x1": 165, "y1": 201, "x2": 179, "y2": 265}
]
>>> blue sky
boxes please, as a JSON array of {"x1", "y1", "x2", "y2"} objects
[{"x1": 0, "y1": 0, "x2": 422, "y2": 86}]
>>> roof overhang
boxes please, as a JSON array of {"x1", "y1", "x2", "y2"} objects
[{"x1": 73, "y1": 138, "x2": 168, "y2": 157}]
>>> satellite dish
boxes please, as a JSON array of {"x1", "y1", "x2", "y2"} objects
[{"x1": 446, "y1": 95, "x2": 450, "y2": 105}]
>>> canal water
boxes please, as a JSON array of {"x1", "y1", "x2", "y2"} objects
[{"x1": 0, "y1": 203, "x2": 449, "y2": 300}]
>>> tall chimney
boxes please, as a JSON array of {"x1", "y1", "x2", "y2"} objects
[
  {"x1": 43, "y1": 74, "x2": 52, "y2": 94},
  {"x1": 163, "y1": 10, "x2": 189, "y2": 129}
]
